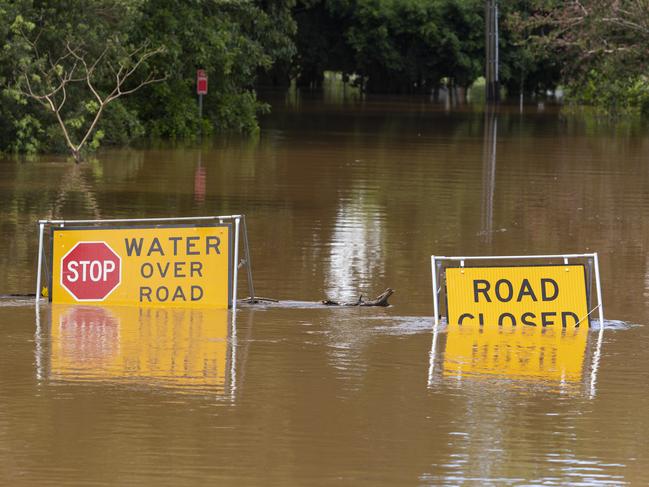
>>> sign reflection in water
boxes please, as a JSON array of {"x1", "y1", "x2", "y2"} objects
[
  {"x1": 444, "y1": 322, "x2": 588, "y2": 380},
  {"x1": 429, "y1": 321, "x2": 603, "y2": 396},
  {"x1": 40, "y1": 305, "x2": 237, "y2": 396}
]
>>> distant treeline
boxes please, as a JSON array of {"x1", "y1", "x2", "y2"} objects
[
  {"x1": 1, "y1": 0, "x2": 647, "y2": 156},
  {"x1": 281, "y1": 0, "x2": 557, "y2": 96},
  {"x1": 282, "y1": 0, "x2": 648, "y2": 113}
]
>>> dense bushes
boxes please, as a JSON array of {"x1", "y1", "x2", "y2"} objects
[
  {"x1": 0, "y1": 0, "x2": 295, "y2": 156},
  {"x1": 1, "y1": 0, "x2": 647, "y2": 157},
  {"x1": 510, "y1": 0, "x2": 649, "y2": 115}
]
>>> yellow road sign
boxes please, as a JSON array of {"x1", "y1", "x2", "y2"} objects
[
  {"x1": 445, "y1": 265, "x2": 588, "y2": 329},
  {"x1": 51, "y1": 225, "x2": 231, "y2": 308}
]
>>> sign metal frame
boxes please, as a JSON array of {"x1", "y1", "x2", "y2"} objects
[
  {"x1": 35, "y1": 215, "x2": 255, "y2": 311},
  {"x1": 428, "y1": 253, "x2": 606, "y2": 398},
  {"x1": 431, "y1": 253, "x2": 604, "y2": 329}
]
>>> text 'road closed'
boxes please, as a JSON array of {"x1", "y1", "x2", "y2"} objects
[
  {"x1": 51, "y1": 225, "x2": 231, "y2": 308},
  {"x1": 445, "y1": 265, "x2": 589, "y2": 329}
]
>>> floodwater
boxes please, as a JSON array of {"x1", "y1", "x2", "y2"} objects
[{"x1": 1, "y1": 92, "x2": 649, "y2": 485}]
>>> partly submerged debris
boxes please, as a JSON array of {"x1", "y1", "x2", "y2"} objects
[
  {"x1": 239, "y1": 288, "x2": 395, "y2": 307},
  {"x1": 239, "y1": 296, "x2": 280, "y2": 304},
  {"x1": 322, "y1": 288, "x2": 394, "y2": 307}
]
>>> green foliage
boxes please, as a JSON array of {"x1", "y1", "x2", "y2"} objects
[
  {"x1": 1, "y1": 0, "x2": 147, "y2": 154},
  {"x1": 0, "y1": 0, "x2": 295, "y2": 155},
  {"x1": 4, "y1": 0, "x2": 647, "y2": 156},
  {"x1": 511, "y1": 0, "x2": 649, "y2": 114},
  {"x1": 500, "y1": 1, "x2": 561, "y2": 96},
  {"x1": 292, "y1": 0, "x2": 485, "y2": 93},
  {"x1": 11, "y1": 113, "x2": 43, "y2": 153},
  {"x1": 130, "y1": 0, "x2": 277, "y2": 138},
  {"x1": 290, "y1": 0, "x2": 564, "y2": 96},
  {"x1": 214, "y1": 91, "x2": 269, "y2": 133},
  {"x1": 566, "y1": 71, "x2": 649, "y2": 117},
  {"x1": 97, "y1": 101, "x2": 145, "y2": 146}
]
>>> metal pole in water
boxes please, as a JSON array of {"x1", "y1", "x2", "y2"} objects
[
  {"x1": 431, "y1": 256, "x2": 439, "y2": 327},
  {"x1": 35, "y1": 304, "x2": 43, "y2": 381},
  {"x1": 35, "y1": 222, "x2": 44, "y2": 305},
  {"x1": 481, "y1": 108, "x2": 497, "y2": 243},
  {"x1": 232, "y1": 216, "x2": 240, "y2": 312},
  {"x1": 494, "y1": 0, "x2": 499, "y2": 96},
  {"x1": 229, "y1": 308, "x2": 237, "y2": 401},
  {"x1": 429, "y1": 256, "x2": 440, "y2": 386},
  {"x1": 242, "y1": 215, "x2": 255, "y2": 301},
  {"x1": 589, "y1": 252, "x2": 605, "y2": 398},
  {"x1": 594, "y1": 252, "x2": 604, "y2": 329}
]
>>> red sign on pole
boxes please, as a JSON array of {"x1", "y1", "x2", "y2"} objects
[
  {"x1": 60, "y1": 241, "x2": 122, "y2": 301},
  {"x1": 197, "y1": 69, "x2": 208, "y2": 95}
]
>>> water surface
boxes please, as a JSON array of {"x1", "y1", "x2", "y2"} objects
[{"x1": 1, "y1": 94, "x2": 648, "y2": 485}]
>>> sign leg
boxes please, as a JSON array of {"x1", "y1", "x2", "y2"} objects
[
  {"x1": 35, "y1": 222, "x2": 44, "y2": 305},
  {"x1": 232, "y1": 217, "x2": 240, "y2": 312},
  {"x1": 242, "y1": 215, "x2": 255, "y2": 301},
  {"x1": 431, "y1": 256, "x2": 439, "y2": 327},
  {"x1": 594, "y1": 252, "x2": 605, "y2": 329}
]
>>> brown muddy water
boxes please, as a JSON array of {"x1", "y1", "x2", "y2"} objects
[{"x1": 1, "y1": 94, "x2": 649, "y2": 485}]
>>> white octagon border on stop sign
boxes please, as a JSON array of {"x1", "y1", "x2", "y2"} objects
[{"x1": 60, "y1": 240, "x2": 122, "y2": 302}]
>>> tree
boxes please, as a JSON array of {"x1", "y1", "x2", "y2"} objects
[
  {"x1": 290, "y1": 0, "x2": 484, "y2": 95},
  {"x1": 1, "y1": 0, "x2": 156, "y2": 156},
  {"x1": 0, "y1": 0, "x2": 298, "y2": 156},
  {"x1": 511, "y1": 0, "x2": 649, "y2": 113},
  {"x1": 15, "y1": 34, "x2": 165, "y2": 162},
  {"x1": 499, "y1": 1, "x2": 561, "y2": 97}
]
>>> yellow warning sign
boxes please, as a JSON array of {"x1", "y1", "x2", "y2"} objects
[
  {"x1": 51, "y1": 225, "x2": 231, "y2": 308},
  {"x1": 443, "y1": 321, "x2": 588, "y2": 382},
  {"x1": 49, "y1": 305, "x2": 230, "y2": 392},
  {"x1": 445, "y1": 265, "x2": 588, "y2": 329}
]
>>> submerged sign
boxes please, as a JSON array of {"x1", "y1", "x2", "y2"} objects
[
  {"x1": 445, "y1": 265, "x2": 588, "y2": 329},
  {"x1": 51, "y1": 225, "x2": 231, "y2": 308}
]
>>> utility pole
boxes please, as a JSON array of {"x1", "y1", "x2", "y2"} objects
[{"x1": 485, "y1": 0, "x2": 499, "y2": 102}]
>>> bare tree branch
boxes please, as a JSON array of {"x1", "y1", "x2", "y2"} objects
[{"x1": 16, "y1": 38, "x2": 166, "y2": 163}]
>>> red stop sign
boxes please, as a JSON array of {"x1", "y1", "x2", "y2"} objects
[{"x1": 60, "y1": 242, "x2": 122, "y2": 301}]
